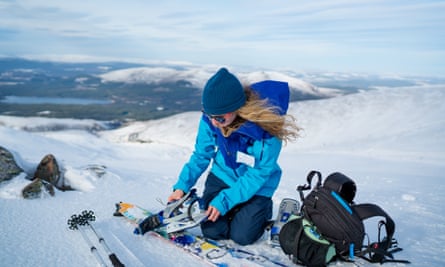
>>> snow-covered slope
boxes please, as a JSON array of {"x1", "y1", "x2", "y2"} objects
[
  {"x1": 0, "y1": 83, "x2": 444, "y2": 266},
  {"x1": 239, "y1": 70, "x2": 340, "y2": 97},
  {"x1": 98, "y1": 66, "x2": 341, "y2": 98},
  {"x1": 99, "y1": 67, "x2": 212, "y2": 89}
]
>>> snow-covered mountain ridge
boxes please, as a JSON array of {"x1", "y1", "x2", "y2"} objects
[{"x1": 98, "y1": 67, "x2": 341, "y2": 98}]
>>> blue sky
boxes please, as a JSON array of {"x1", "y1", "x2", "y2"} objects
[{"x1": 0, "y1": 0, "x2": 444, "y2": 76}]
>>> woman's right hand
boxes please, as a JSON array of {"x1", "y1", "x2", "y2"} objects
[
  {"x1": 205, "y1": 205, "x2": 221, "y2": 222},
  {"x1": 167, "y1": 189, "x2": 185, "y2": 203}
]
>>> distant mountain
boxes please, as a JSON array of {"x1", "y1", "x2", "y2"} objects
[
  {"x1": 98, "y1": 67, "x2": 342, "y2": 99},
  {"x1": 239, "y1": 70, "x2": 340, "y2": 98},
  {"x1": 0, "y1": 57, "x2": 145, "y2": 77},
  {"x1": 5, "y1": 57, "x2": 435, "y2": 121}
]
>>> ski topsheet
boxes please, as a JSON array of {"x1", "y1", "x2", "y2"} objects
[
  {"x1": 114, "y1": 201, "x2": 230, "y2": 267},
  {"x1": 114, "y1": 201, "x2": 293, "y2": 267}
]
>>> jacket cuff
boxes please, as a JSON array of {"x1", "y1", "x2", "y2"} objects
[{"x1": 209, "y1": 194, "x2": 230, "y2": 216}]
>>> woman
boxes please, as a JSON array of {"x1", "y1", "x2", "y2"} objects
[{"x1": 168, "y1": 67, "x2": 300, "y2": 245}]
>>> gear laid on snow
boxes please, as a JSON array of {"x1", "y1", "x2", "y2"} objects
[
  {"x1": 68, "y1": 210, "x2": 125, "y2": 267},
  {"x1": 270, "y1": 198, "x2": 300, "y2": 246},
  {"x1": 124, "y1": 189, "x2": 208, "y2": 235},
  {"x1": 114, "y1": 194, "x2": 293, "y2": 267},
  {"x1": 279, "y1": 170, "x2": 411, "y2": 266},
  {"x1": 135, "y1": 213, "x2": 162, "y2": 235}
]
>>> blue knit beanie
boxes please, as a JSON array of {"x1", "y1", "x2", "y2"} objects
[{"x1": 202, "y1": 68, "x2": 246, "y2": 115}]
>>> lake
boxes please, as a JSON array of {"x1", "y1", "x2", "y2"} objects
[{"x1": 0, "y1": 96, "x2": 113, "y2": 105}]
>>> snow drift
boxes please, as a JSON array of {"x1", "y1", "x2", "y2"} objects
[{"x1": 0, "y1": 84, "x2": 444, "y2": 266}]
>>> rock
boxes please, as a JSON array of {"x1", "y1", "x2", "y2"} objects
[
  {"x1": 22, "y1": 178, "x2": 55, "y2": 199},
  {"x1": 22, "y1": 154, "x2": 61, "y2": 199},
  {"x1": 0, "y1": 149, "x2": 74, "y2": 199},
  {"x1": 0, "y1": 146, "x2": 24, "y2": 183},
  {"x1": 33, "y1": 154, "x2": 61, "y2": 185}
]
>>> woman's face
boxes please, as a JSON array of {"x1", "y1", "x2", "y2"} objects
[{"x1": 209, "y1": 112, "x2": 237, "y2": 128}]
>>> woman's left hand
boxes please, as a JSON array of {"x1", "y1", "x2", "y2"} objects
[{"x1": 205, "y1": 205, "x2": 221, "y2": 222}]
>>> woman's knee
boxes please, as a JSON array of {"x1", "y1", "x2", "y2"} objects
[
  {"x1": 230, "y1": 228, "x2": 263, "y2": 245},
  {"x1": 229, "y1": 196, "x2": 273, "y2": 245},
  {"x1": 201, "y1": 218, "x2": 229, "y2": 240}
]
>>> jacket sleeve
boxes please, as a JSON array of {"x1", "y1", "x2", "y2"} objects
[
  {"x1": 210, "y1": 136, "x2": 282, "y2": 215},
  {"x1": 173, "y1": 116, "x2": 216, "y2": 193}
]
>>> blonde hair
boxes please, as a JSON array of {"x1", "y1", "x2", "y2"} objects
[{"x1": 221, "y1": 87, "x2": 301, "y2": 143}]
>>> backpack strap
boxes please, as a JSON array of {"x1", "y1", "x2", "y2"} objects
[
  {"x1": 354, "y1": 203, "x2": 395, "y2": 239},
  {"x1": 293, "y1": 220, "x2": 305, "y2": 264},
  {"x1": 353, "y1": 203, "x2": 401, "y2": 263},
  {"x1": 297, "y1": 170, "x2": 322, "y2": 202}
]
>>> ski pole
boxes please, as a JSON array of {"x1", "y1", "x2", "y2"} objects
[
  {"x1": 68, "y1": 214, "x2": 108, "y2": 267},
  {"x1": 80, "y1": 210, "x2": 125, "y2": 267}
]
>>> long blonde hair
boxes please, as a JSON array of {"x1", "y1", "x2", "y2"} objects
[{"x1": 221, "y1": 86, "x2": 301, "y2": 143}]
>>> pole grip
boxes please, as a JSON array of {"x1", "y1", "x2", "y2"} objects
[{"x1": 109, "y1": 253, "x2": 125, "y2": 267}]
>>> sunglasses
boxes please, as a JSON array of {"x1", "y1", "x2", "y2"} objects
[{"x1": 202, "y1": 110, "x2": 226, "y2": 124}]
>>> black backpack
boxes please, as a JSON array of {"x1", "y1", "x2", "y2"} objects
[
  {"x1": 279, "y1": 215, "x2": 337, "y2": 267},
  {"x1": 280, "y1": 170, "x2": 409, "y2": 266}
]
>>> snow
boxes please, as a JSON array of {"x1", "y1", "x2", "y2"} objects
[
  {"x1": 1, "y1": 84, "x2": 445, "y2": 266},
  {"x1": 98, "y1": 66, "x2": 340, "y2": 98},
  {"x1": 239, "y1": 70, "x2": 341, "y2": 97},
  {"x1": 99, "y1": 67, "x2": 212, "y2": 89}
]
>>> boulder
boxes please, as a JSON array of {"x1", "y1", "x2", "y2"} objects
[
  {"x1": 33, "y1": 154, "x2": 61, "y2": 185},
  {"x1": 22, "y1": 178, "x2": 55, "y2": 199},
  {"x1": 0, "y1": 146, "x2": 23, "y2": 183},
  {"x1": 22, "y1": 154, "x2": 61, "y2": 199}
]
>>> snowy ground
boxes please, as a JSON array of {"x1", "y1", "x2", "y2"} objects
[{"x1": 1, "y1": 84, "x2": 444, "y2": 266}]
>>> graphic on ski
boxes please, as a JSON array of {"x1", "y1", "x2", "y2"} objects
[
  {"x1": 114, "y1": 192, "x2": 293, "y2": 267},
  {"x1": 114, "y1": 199, "x2": 228, "y2": 267}
]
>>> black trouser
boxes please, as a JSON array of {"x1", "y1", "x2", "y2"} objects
[{"x1": 200, "y1": 172, "x2": 272, "y2": 245}]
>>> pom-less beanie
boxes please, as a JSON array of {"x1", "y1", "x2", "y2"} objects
[{"x1": 202, "y1": 68, "x2": 246, "y2": 115}]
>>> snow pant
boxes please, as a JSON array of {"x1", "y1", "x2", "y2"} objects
[{"x1": 200, "y1": 172, "x2": 273, "y2": 245}]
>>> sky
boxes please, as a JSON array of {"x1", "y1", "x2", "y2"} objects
[{"x1": 0, "y1": 0, "x2": 444, "y2": 76}]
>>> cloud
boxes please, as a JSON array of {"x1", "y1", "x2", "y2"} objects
[{"x1": 0, "y1": 0, "x2": 444, "y2": 75}]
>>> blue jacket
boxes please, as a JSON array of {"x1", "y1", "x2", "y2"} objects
[{"x1": 173, "y1": 80, "x2": 288, "y2": 216}]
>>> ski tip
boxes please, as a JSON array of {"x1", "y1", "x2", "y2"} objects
[
  {"x1": 113, "y1": 211, "x2": 123, "y2": 217},
  {"x1": 114, "y1": 202, "x2": 124, "y2": 217},
  {"x1": 113, "y1": 203, "x2": 123, "y2": 217},
  {"x1": 114, "y1": 202, "x2": 137, "y2": 217}
]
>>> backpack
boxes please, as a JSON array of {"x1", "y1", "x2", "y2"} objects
[
  {"x1": 250, "y1": 80, "x2": 289, "y2": 115},
  {"x1": 279, "y1": 215, "x2": 337, "y2": 267},
  {"x1": 279, "y1": 170, "x2": 410, "y2": 266}
]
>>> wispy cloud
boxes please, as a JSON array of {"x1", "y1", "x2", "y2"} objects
[{"x1": 0, "y1": 0, "x2": 444, "y2": 75}]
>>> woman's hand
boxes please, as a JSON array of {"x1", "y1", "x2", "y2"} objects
[
  {"x1": 167, "y1": 189, "x2": 185, "y2": 203},
  {"x1": 205, "y1": 205, "x2": 221, "y2": 222}
]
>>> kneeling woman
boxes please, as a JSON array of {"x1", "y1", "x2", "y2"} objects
[{"x1": 168, "y1": 68, "x2": 300, "y2": 245}]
